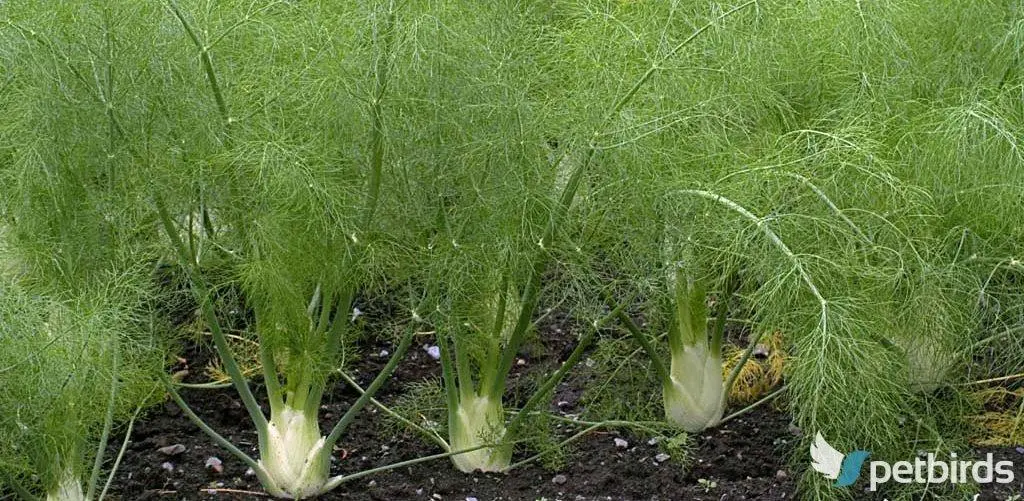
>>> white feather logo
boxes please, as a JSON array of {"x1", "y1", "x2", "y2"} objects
[{"x1": 809, "y1": 432, "x2": 844, "y2": 480}]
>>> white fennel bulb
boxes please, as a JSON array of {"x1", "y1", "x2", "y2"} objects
[
  {"x1": 259, "y1": 405, "x2": 330, "y2": 499},
  {"x1": 664, "y1": 343, "x2": 726, "y2": 433},
  {"x1": 449, "y1": 394, "x2": 510, "y2": 473}
]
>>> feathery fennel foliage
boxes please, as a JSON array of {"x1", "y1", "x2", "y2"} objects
[{"x1": 0, "y1": 280, "x2": 160, "y2": 501}]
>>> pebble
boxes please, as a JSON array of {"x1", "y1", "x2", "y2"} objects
[
  {"x1": 1017, "y1": 447, "x2": 1024, "y2": 455},
  {"x1": 367, "y1": 480, "x2": 377, "y2": 488},
  {"x1": 160, "y1": 462, "x2": 174, "y2": 473},
  {"x1": 424, "y1": 345, "x2": 441, "y2": 360},
  {"x1": 245, "y1": 467, "x2": 255, "y2": 476},
  {"x1": 647, "y1": 437, "x2": 660, "y2": 446},
  {"x1": 787, "y1": 423, "x2": 802, "y2": 437},
  {"x1": 379, "y1": 349, "x2": 389, "y2": 358},
  {"x1": 204, "y1": 456, "x2": 223, "y2": 474},
  {"x1": 467, "y1": 497, "x2": 479, "y2": 501},
  {"x1": 613, "y1": 438, "x2": 629, "y2": 449},
  {"x1": 552, "y1": 474, "x2": 568, "y2": 485},
  {"x1": 654, "y1": 453, "x2": 671, "y2": 463},
  {"x1": 516, "y1": 358, "x2": 527, "y2": 366},
  {"x1": 157, "y1": 444, "x2": 186, "y2": 456}
]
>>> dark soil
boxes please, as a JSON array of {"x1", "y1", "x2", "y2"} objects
[
  {"x1": 103, "y1": 301, "x2": 1024, "y2": 501},
  {"x1": 106, "y1": 309, "x2": 799, "y2": 501},
  {"x1": 107, "y1": 384, "x2": 795, "y2": 501}
]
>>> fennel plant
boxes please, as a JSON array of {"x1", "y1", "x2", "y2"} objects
[
  {"x1": 149, "y1": 1, "x2": 467, "y2": 497},
  {"x1": 392, "y1": 0, "x2": 758, "y2": 473},
  {"x1": 0, "y1": 282, "x2": 159, "y2": 501}
]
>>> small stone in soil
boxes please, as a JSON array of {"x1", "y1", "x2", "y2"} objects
[
  {"x1": 205, "y1": 456, "x2": 223, "y2": 474},
  {"x1": 160, "y1": 462, "x2": 174, "y2": 473},
  {"x1": 367, "y1": 480, "x2": 377, "y2": 488},
  {"x1": 424, "y1": 345, "x2": 441, "y2": 360},
  {"x1": 654, "y1": 453, "x2": 671, "y2": 463},
  {"x1": 245, "y1": 467, "x2": 255, "y2": 477},
  {"x1": 157, "y1": 444, "x2": 186, "y2": 456},
  {"x1": 613, "y1": 438, "x2": 629, "y2": 449},
  {"x1": 647, "y1": 437, "x2": 660, "y2": 446},
  {"x1": 552, "y1": 474, "x2": 567, "y2": 485},
  {"x1": 466, "y1": 497, "x2": 479, "y2": 501}
]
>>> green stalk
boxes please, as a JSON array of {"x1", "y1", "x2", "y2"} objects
[
  {"x1": 165, "y1": 0, "x2": 231, "y2": 128},
  {"x1": 324, "y1": 287, "x2": 354, "y2": 358},
  {"x1": 609, "y1": 299, "x2": 672, "y2": 386},
  {"x1": 677, "y1": 190, "x2": 828, "y2": 315},
  {"x1": 259, "y1": 341, "x2": 284, "y2": 415},
  {"x1": 507, "y1": 421, "x2": 605, "y2": 470},
  {"x1": 84, "y1": 344, "x2": 119, "y2": 501},
  {"x1": 162, "y1": 379, "x2": 278, "y2": 493},
  {"x1": 505, "y1": 297, "x2": 630, "y2": 437},
  {"x1": 319, "y1": 442, "x2": 505, "y2": 493},
  {"x1": 303, "y1": 379, "x2": 327, "y2": 419},
  {"x1": 437, "y1": 330, "x2": 462, "y2": 434},
  {"x1": 710, "y1": 272, "x2": 738, "y2": 360},
  {"x1": 156, "y1": 199, "x2": 268, "y2": 433},
  {"x1": 98, "y1": 393, "x2": 151, "y2": 501},
  {"x1": 315, "y1": 288, "x2": 334, "y2": 335},
  {"x1": 505, "y1": 328, "x2": 597, "y2": 439},
  {"x1": 723, "y1": 329, "x2": 767, "y2": 399},
  {"x1": 719, "y1": 385, "x2": 787, "y2": 425},
  {"x1": 480, "y1": 274, "x2": 510, "y2": 395},
  {"x1": 323, "y1": 327, "x2": 415, "y2": 448},
  {"x1": 453, "y1": 329, "x2": 476, "y2": 401},
  {"x1": 360, "y1": 2, "x2": 396, "y2": 231},
  {"x1": 102, "y1": 8, "x2": 116, "y2": 193},
  {"x1": 339, "y1": 372, "x2": 450, "y2": 450}
]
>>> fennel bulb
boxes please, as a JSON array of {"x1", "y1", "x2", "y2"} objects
[
  {"x1": 259, "y1": 405, "x2": 330, "y2": 499},
  {"x1": 902, "y1": 336, "x2": 949, "y2": 392},
  {"x1": 449, "y1": 394, "x2": 510, "y2": 473},
  {"x1": 44, "y1": 469, "x2": 85, "y2": 501},
  {"x1": 664, "y1": 343, "x2": 726, "y2": 433}
]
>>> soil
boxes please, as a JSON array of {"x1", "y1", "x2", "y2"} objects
[
  {"x1": 103, "y1": 301, "x2": 1024, "y2": 501},
  {"x1": 105, "y1": 306, "x2": 799, "y2": 501}
]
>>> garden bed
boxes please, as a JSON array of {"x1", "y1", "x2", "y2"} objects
[
  {"x1": 107, "y1": 334, "x2": 798, "y2": 501},
  {"x1": 104, "y1": 329, "x2": 1024, "y2": 501}
]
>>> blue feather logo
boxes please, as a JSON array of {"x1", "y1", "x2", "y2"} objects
[
  {"x1": 810, "y1": 432, "x2": 870, "y2": 487},
  {"x1": 835, "y1": 450, "x2": 871, "y2": 487}
]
